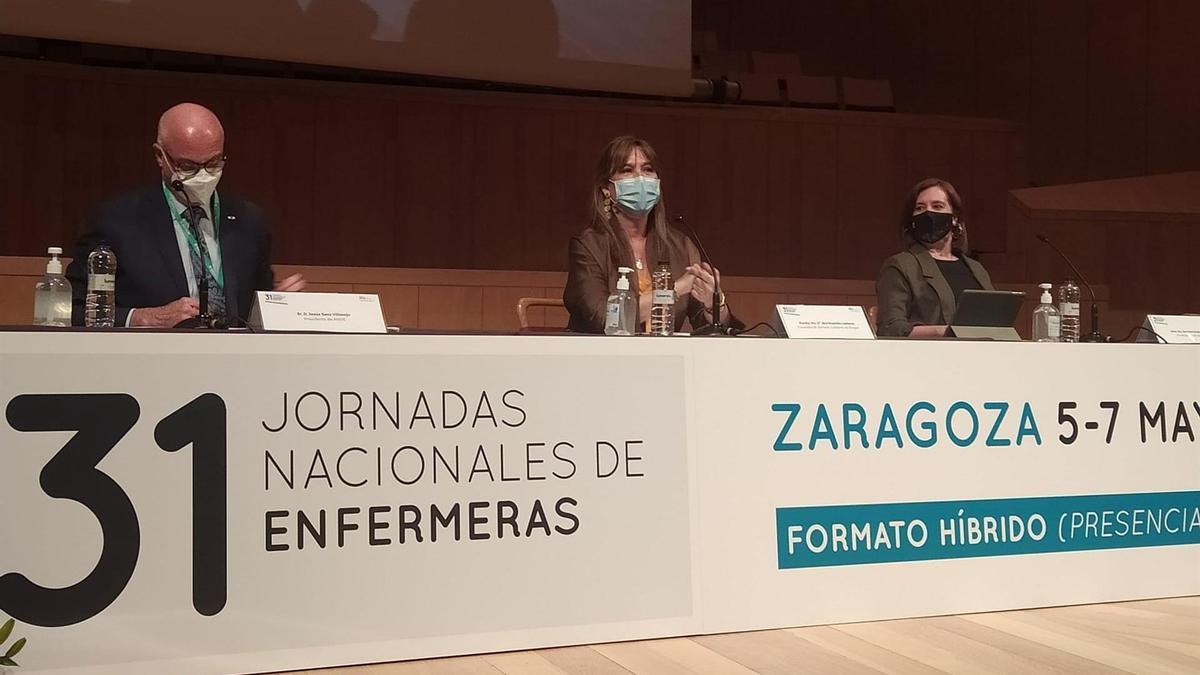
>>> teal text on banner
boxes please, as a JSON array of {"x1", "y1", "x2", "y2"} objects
[{"x1": 776, "y1": 491, "x2": 1200, "y2": 569}]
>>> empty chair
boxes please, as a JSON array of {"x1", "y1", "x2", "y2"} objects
[
  {"x1": 750, "y1": 51, "x2": 803, "y2": 76},
  {"x1": 842, "y1": 77, "x2": 895, "y2": 112},
  {"x1": 731, "y1": 71, "x2": 785, "y2": 105},
  {"x1": 785, "y1": 75, "x2": 839, "y2": 109},
  {"x1": 516, "y1": 297, "x2": 566, "y2": 331}
]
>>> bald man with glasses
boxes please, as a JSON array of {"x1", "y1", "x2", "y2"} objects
[{"x1": 66, "y1": 102, "x2": 304, "y2": 327}]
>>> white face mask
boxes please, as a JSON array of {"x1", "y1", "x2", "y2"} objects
[{"x1": 175, "y1": 168, "x2": 222, "y2": 207}]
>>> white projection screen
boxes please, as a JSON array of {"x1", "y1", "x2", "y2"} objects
[{"x1": 0, "y1": 0, "x2": 694, "y2": 96}]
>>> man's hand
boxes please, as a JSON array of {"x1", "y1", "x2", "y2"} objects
[
  {"x1": 131, "y1": 297, "x2": 199, "y2": 327},
  {"x1": 274, "y1": 273, "x2": 306, "y2": 292}
]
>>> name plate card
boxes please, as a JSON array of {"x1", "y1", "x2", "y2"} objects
[
  {"x1": 1143, "y1": 314, "x2": 1200, "y2": 343},
  {"x1": 775, "y1": 304, "x2": 875, "y2": 340},
  {"x1": 249, "y1": 291, "x2": 387, "y2": 333}
]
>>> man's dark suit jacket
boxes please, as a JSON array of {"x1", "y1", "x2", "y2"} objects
[{"x1": 65, "y1": 184, "x2": 274, "y2": 326}]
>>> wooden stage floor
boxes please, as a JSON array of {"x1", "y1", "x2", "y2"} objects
[{"x1": 288, "y1": 596, "x2": 1200, "y2": 674}]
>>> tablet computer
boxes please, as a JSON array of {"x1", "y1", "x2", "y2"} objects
[{"x1": 948, "y1": 289, "x2": 1024, "y2": 340}]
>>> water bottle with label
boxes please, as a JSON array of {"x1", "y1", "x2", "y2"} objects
[
  {"x1": 604, "y1": 266, "x2": 637, "y2": 336},
  {"x1": 33, "y1": 246, "x2": 72, "y2": 327},
  {"x1": 85, "y1": 243, "x2": 117, "y2": 328},
  {"x1": 649, "y1": 261, "x2": 674, "y2": 336},
  {"x1": 1031, "y1": 283, "x2": 1060, "y2": 342},
  {"x1": 1057, "y1": 278, "x2": 1080, "y2": 343}
]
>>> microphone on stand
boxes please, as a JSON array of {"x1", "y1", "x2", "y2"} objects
[
  {"x1": 171, "y1": 179, "x2": 221, "y2": 329},
  {"x1": 1035, "y1": 233, "x2": 1108, "y2": 342},
  {"x1": 674, "y1": 216, "x2": 732, "y2": 336}
]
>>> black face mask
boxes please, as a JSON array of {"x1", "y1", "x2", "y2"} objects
[{"x1": 908, "y1": 210, "x2": 954, "y2": 244}]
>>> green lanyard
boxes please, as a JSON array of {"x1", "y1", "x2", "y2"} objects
[{"x1": 162, "y1": 183, "x2": 224, "y2": 290}]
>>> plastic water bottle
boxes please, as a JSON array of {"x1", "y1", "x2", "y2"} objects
[
  {"x1": 1031, "y1": 283, "x2": 1060, "y2": 342},
  {"x1": 1057, "y1": 278, "x2": 1080, "y2": 343},
  {"x1": 649, "y1": 261, "x2": 674, "y2": 336},
  {"x1": 604, "y1": 266, "x2": 637, "y2": 336},
  {"x1": 85, "y1": 244, "x2": 117, "y2": 328},
  {"x1": 33, "y1": 246, "x2": 72, "y2": 327}
]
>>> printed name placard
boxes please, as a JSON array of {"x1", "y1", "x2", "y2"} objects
[
  {"x1": 249, "y1": 291, "x2": 386, "y2": 333},
  {"x1": 1143, "y1": 314, "x2": 1200, "y2": 343},
  {"x1": 775, "y1": 304, "x2": 875, "y2": 340}
]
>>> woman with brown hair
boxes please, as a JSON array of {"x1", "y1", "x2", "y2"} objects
[
  {"x1": 563, "y1": 135, "x2": 739, "y2": 334},
  {"x1": 875, "y1": 177, "x2": 996, "y2": 337}
]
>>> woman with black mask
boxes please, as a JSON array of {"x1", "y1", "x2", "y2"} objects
[{"x1": 875, "y1": 177, "x2": 995, "y2": 337}]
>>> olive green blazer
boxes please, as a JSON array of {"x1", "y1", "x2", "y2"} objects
[{"x1": 875, "y1": 244, "x2": 995, "y2": 337}]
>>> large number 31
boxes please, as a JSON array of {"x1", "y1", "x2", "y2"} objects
[{"x1": 1, "y1": 393, "x2": 227, "y2": 627}]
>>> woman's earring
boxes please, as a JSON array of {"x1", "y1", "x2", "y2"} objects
[{"x1": 601, "y1": 189, "x2": 614, "y2": 217}]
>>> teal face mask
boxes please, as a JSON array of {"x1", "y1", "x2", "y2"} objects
[{"x1": 611, "y1": 176, "x2": 661, "y2": 214}]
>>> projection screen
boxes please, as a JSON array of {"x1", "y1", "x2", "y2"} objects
[{"x1": 0, "y1": 0, "x2": 694, "y2": 96}]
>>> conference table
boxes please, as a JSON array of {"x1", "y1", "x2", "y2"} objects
[{"x1": 0, "y1": 329, "x2": 1196, "y2": 674}]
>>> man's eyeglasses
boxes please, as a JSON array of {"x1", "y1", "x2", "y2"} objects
[{"x1": 158, "y1": 145, "x2": 227, "y2": 179}]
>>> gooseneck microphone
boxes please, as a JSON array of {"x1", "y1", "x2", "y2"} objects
[
  {"x1": 674, "y1": 216, "x2": 731, "y2": 336},
  {"x1": 171, "y1": 179, "x2": 218, "y2": 329},
  {"x1": 1035, "y1": 233, "x2": 1108, "y2": 342}
]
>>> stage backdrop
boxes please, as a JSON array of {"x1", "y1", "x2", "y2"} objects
[{"x1": 0, "y1": 55, "x2": 1026, "y2": 283}]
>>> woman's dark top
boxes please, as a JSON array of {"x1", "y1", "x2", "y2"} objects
[{"x1": 935, "y1": 258, "x2": 984, "y2": 305}]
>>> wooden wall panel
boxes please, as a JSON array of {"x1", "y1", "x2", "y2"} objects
[
  {"x1": 417, "y1": 286, "x2": 482, "y2": 330},
  {"x1": 975, "y1": 0, "x2": 1031, "y2": 125},
  {"x1": 514, "y1": 108, "x2": 559, "y2": 271},
  {"x1": 696, "y1": 0, "x2": 1199, "y2": 186},
  {"x1": 1191, "y1": 226, "x2": 1200, "y2": 310},
  {"x1": 231, "y1": 93, "x2": 318, "y2": 266},
  {"x1": 353, "y1": 283, "x2": 419, "y2": 328},
  {"x1": 395, "y1": 100, "x2": 466, "y2": 269},
  {"x1": 311, "y1": 96, "x2": 398, "y2": 268},
  {"x1": 547, "y1": 109, "x2": 584, "y2": 267},
  {"x1": 692, "y1": 115, "x2": 732, "y2": 267},
  {"x1": 832, "y1": 0, "x2": 878, "y2": 80},
  {"x1": 836, "y1": 124, "x2": 902, "y2": 280},
  {"x1": 870, "y1": 0, "x2": 927, "y2": 114},
  {"x1": 922, "y1": 0, "x2": 978, "y2": 118},
  {"x1": 969, "y1": 133, "x2": 1010, "y2": 256},
  {"x1": 0, "y1": 56, "x2": 1024, "y2": 289},
  {"x1": 470, "y1": 106, "x2": 521, "y2": 269},
  {"x1": 481, "y1": 285, "x2": 541, "y2": 332},
  {"x1": 725, "y1": 118, "x2": 771, "y2": 274},
  {"x1": 66, "y1": 78, "x2": 150, "y2": 235},
  {"x1": 797, "y1": 124, "x2": 839, "y2": 279},
  {"x1": 763, "y1": 121, "x2": 802, "y2": 277},
  {"x1": 1147, "y1": 0, "x2": 1200, "y2": 175},
  {"x1": 1086, "y1": 0, "x2": 1149, "y2": 180},
  {"x1": 0, "y1": 68, "x2": 24, "y2": 254},
  {"x1": 1029, "y1": 0, "x2": 1090, "y2": 187},
  {"x1": 22, "y1": 73, "x2": 69, "y2": 254},
  {"x1": 0, "y1": 276, "x2": 33, "y2": 326},
  {"x1": 663, "y1": 114, "x2": 703, "y2": 237}
]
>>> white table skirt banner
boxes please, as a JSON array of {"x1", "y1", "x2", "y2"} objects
[{"x1": 0, "y1": 332, "x2": 1197, "y2": 674}]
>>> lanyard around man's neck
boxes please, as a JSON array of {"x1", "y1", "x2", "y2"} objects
[{"x1": 162, "y1": 182, "x2": 224, "y2": 290}]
